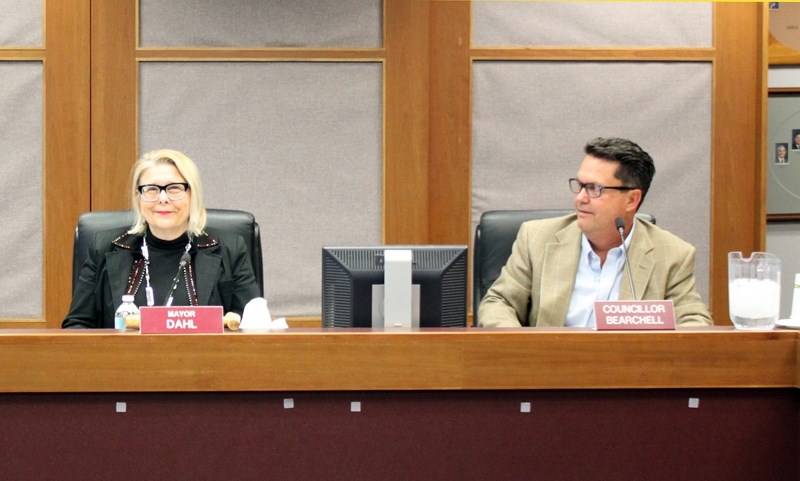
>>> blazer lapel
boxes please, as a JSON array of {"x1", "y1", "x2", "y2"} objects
[
  {"x1": 193, "y1": 247, "x2": 222, "y2": 305},
  {"x1": 106, "y1": 249, "x2": 134, "y2": 303},
  {"x1": 536, "y1": 224, "x2": 581, "y2": 326},
  {"x1": 619, "y1": 220, "x2": 654, "y2": 300}
]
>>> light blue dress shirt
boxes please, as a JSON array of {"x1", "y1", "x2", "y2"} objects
[{"x1": 564, "y1": 221, "x2": 635, "y2": 328}]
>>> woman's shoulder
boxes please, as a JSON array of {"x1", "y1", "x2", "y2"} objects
[
  {"x1": 195, "y1": 228, "x2": 245, "y2": 252},
  {"x1": 92, "y1": 228, "x2": 138, "y2": 252}
]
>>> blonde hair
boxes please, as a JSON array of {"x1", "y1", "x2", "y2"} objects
[{"x1": 129, "y1": 149, "x2": 207, "y2": 237}]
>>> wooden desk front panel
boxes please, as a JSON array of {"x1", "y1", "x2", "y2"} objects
[
  {"x1": 0, "y1": 328, "x2": 797, "y2": 392},
  {"x1": 0, "y1": 389, "x2": 796, "y2": 481}
]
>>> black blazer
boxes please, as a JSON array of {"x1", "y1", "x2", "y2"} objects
[{"x1": 63, "y1": 227, "x2": 260, "y2": 328}]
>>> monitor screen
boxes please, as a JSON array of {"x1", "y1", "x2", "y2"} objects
[{"x1": 322, "y1": 245, "x2": 468, "y2": 328}]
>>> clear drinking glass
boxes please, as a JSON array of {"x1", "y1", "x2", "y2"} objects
[{"x1": 728, "y1": 252, "x2": 781, "y2": 330}]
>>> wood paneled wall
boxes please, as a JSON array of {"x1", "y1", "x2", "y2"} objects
[
  {"x1": 429, "y1": 2, "x2": 766, "y2": 324},
  {"x1": 0, "y1": 1, "x2": 766, "y2": 328},
  {"x1": 0, "y1": 0, "x2": 90, "y2": 329}
]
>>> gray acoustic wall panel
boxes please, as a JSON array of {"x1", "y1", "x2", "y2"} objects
[
  {"x1": 140, "y1": 0, "x2": 382, "y2": 47},
  {"x1": 0, "y1": 62, "x2": 43, "y2": 318},
  {"x1": 140, "y1": 61, "x2": 382, "y2": 317},
  {"x1": 472, "y1": 61, "x2": 712, "y2": 299},
  {"x1": 0, "y1": 0, "x2": 42, "y2": 46},
  {"x1": 473, "y1": 1, "x2": 711, "y2": 47}
]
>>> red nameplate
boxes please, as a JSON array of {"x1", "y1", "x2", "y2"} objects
[
  {"x1": 594, "y1": 300, "x2": 676, "y2": 330},
  {"x1": 139, "y1": 306, "x2": 223, "y2": 334}
]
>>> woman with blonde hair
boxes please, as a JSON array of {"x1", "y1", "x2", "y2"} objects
[{"x1": 63, "y1": 149, "x2": 260, "y2": 328}]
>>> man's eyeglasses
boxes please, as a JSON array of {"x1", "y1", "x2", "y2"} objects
[
  {"x1": 568, "y1": 178, "x2": 635, "y2": 199},
  {"x1": 137, "y1": 183, "x2": 189, "y2": 202}
]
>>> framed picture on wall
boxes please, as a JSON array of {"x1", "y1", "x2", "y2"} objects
[
  {"x1": 769, "y1": 3, "x2": 800, "y2": 65},
  {"x1": 767, "y1": 90, "x2": 800, "y2": 220}
]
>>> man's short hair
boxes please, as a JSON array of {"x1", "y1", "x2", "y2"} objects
[{"x1": 584, "y1": 137, "x2": 656, "y2": 206}]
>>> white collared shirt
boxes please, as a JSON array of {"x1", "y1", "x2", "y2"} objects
[{"x1": 564, "y1": 221, "x2": 635, "y2": 328}]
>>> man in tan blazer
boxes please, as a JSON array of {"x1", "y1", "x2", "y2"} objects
[{"x1": 479, "y1": 137, "x2": 712, "y2": 328}]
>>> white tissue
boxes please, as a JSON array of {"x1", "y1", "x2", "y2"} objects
[
  {"x1": 239, "y1": 297, "x2": 287, "y2": 330},
  {"x1": 270, "y1": 317, "x2": 288, "y2": 329}
]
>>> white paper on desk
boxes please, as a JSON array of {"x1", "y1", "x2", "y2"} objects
[
  {"x1": 240, "y1": 297, "x2": 287, "y2": 329},
  {"x1": 270, "y1": 317, "x2": 288, "y2": 329}
]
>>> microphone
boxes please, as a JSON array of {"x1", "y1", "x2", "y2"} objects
[
  {"x1": 615, "y1": 217, "x2": 637, "y2": 300},
  {"x1": 165, "y1": 251, "x2": 191, "y2": 307}
]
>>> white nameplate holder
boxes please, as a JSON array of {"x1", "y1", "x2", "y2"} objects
[{"x1": 594, "y1": 300, "x2": 676, "y2": 330}]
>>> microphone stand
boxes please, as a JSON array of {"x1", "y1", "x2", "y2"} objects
[
  {"x1": 165, "y1": 252, "x2": 191, "y2": 307},
  {"x1": 614, "y1": 217, "x2": 637, "y2": 300}
]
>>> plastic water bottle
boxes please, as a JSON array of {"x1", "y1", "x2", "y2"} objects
[{"x1": 114, "y1": 295, "x2": 139, "y2": 330}]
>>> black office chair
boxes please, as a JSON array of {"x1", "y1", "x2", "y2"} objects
[
  {"x1": 472, "y1": 209, "x2": 655, "y2": 326},
  {"x1": 72, "y1": 209, "x2": 264, "y2": 296}
]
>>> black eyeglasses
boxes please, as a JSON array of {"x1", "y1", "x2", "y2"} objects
[
  {"x1": 137, "y1": 183, "x2": 190, "y2": 202},
  {"x1": 569, "y1": 178, "x2": 635, "y2": 199}
]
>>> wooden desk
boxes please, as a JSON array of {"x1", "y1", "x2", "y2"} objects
[{"x1": 1, "y1": 328, "x2": 797, "y2": 480}]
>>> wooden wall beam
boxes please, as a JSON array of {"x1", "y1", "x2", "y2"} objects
[
  {"x1": 429, "y1": 1, "x2": 471, "y2": 246},
  {"x1": 91, "y1": 0, "x2": 137, "y2": 211},
  {"x1": 43, "y1": 0, "x2": 91, "y2": 328},
  {"x1": 710, "y1": 3, "x2": 767, "y2": 324},
  {"x1": 384, "y1": 0, "x2": 430, "y2": 243}
]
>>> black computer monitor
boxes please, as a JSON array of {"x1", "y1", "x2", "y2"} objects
[{"x1": 322, "y1": 245, "x2": 468, "y2": 328}]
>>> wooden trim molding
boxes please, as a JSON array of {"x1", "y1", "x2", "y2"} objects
[
  {"x1": 768, "y1": 213, "x2": 800, "y2": 223},
  {"x1": 0, "y1": 49, "x2": 45, "y2": 59},
  {"x1": 470, "y1": 47, "x2": 715, "y2": 61},
  {"x1": 136, "y1": 49, "x2": 385, "y2": 60}
]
